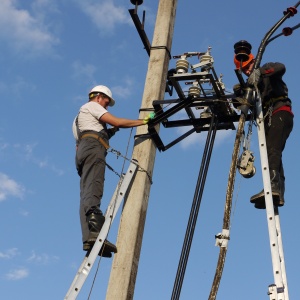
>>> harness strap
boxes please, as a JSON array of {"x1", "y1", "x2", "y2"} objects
[
  {"x1": 264, "y1": 95, "x2": 288, "y2": 108},
  {"x1": 81, "y1": 133, "x2": 110, "y2": 150}
]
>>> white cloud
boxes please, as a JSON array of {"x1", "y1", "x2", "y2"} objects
[
  {"x1": 112, "y1": 77, "x2": 135, "y2": 99},
  {"x1": 178, "y1": 125, "x2": 234, "y2": 150},
  {"x1": 171, "y1": 107, "x2": 235, "y2": 150},
  {"x1": 0, "y1": 0, "x2": 59, "y2": 55},
  {"x1": 0, "y1": 142, "x2": 64, "y2": 177},
  {"x1": 27, "y1": 251, "x2": 59, "y2": 265},
  {"x1": 77, "y1": 0, "x2": 132, "y2": 34},
  {"x1": 5, "y1": 267, "x2": 29, "y2": 280},
  {"x1": 19, "y1": 209, "x2": 30, "y2": 217},
  {"x1": 0, "y1": 173, "x2": 25, "y2": 202},
  {"x1": 0, "y1": 77, "x2": 36, "y2": 98},
  {"x1": 0, "y1": 248, "x2": 19, "y2": 259},
  {"x1": 23, "y1": 143, "x2": 65, "y2": 176},
  {"x1": 71, "y1": 61, "x2": 97, "y2": 82}
]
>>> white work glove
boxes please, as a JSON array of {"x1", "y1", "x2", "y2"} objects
[{"x1": 247, "y1": 68, "x2": 261, "y2": 86}]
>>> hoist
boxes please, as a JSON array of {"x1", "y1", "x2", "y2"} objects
[{"x1": 238, "y1": 120, "x2": 256, "y2": 179}]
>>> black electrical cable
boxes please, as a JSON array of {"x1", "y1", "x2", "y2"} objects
[
  {"x1": 255, "y1": 1, "x2": 300, "y2": 69},
  {"x1": 267, "y1": 22, "x2": 300, "y2": 44},
  {"x1": 171, "y1": 115, "x2": 218, "y2": 300}
]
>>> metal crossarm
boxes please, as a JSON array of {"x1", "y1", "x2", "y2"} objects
[{"x1": 64, "y1": 160, "x2": 138, "y2": 300}]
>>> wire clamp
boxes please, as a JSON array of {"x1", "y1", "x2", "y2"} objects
[{"x1": 215, "y1": 229, "x2": 230, "y2": 248}]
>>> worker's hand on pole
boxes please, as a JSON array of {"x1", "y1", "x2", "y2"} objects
[{"x1": 143, "y1": 112, "x2": 156, "y2": 124}]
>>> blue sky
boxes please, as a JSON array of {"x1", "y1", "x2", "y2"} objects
[{"x1": 0, "y1": 0, "x2": 299, "y2": 299}]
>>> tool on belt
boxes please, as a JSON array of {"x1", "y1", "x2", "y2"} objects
[{"x1": 80, "y1": 133, "x2": 110, "y2": 150}]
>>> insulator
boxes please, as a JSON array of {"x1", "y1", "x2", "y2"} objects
[
  {"x1": 234, "y1": 40, "x2": 252, "y2": 62},
  {"x1": 200, "y1": 107, "x2": 212, "y2": 118},
  {"x1": 176, "y1": 58, "x2": 189, "y2": 74},
  {"x1": 218, "y1": 74, "x2": 225, "y2": 90},
  {"x1": 200, "y1": 48, "x2": 213, "y2": 71},
  {"x1": 218, "y1": 81, "x2": 225, "y2": 91},
  {"x1": 200, "y1": 53, "x2": 212, "y2": 64},
  {"x1": 188, "y1": 85, "x2": 200, "y2": 97}
]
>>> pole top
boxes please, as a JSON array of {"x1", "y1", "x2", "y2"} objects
[{"x1": 130, "y1": 0, "x2": 143, "y2": 5}]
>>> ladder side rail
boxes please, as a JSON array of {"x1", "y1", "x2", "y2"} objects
[
  {"x1": 274, "y1": 207, "x2": 289, "y2": 300},
  {"x1": 64, "y1": 256, "x2": 89, "y2": 300},
  {"x1": 65, "y1": 179, "x2": 124, "y2": 300},
  {"x1": 255, "y1": 93, "x2": 285, "y2": 299},
  {"x1": 64, "y1": 161, "x2": 138, "y2": 300}
]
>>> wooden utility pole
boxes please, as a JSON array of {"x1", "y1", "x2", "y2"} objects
[{"x1": 106, "y1": 1, "x2": 178, "y2": 299}]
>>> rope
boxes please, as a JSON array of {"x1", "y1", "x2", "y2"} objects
[{"x1": 208, "y1": 113, "x2": 246, "y2": 300}]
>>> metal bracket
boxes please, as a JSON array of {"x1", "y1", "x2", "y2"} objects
[{"x1": 129, "y1": 8, "x2": 151, "y2": 56}]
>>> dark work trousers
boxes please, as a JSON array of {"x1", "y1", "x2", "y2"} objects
[
  {"x1": 76, "y1": 138, "x2": 107, "y2": 243},
  {"x1": 265, "y1": 110, "x2": 293, "y2": 182}
]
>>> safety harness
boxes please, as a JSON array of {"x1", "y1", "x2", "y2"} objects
[
  {"x1": 75, "y1": 115, "x2": 110, "y2": 150},
  {"x1": 263, "y1": 95, "x2": 292, "y2": 126},
  {"x1": 263, "y1": 95, "x2": 288, "y2": 109},
  {"x1": 80, "y1": 133, "x2": 110, "y2": 150}
]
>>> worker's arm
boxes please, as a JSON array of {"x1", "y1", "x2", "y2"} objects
[{"x1": 100, "y1": 112, "x2": 145, "y2": 128}]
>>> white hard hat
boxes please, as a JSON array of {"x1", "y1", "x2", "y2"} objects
[{"x1": 89, "y1": 85, "x2": 115, "y2": 106}]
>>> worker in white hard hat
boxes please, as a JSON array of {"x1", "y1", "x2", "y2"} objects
[{"x1": 72, "y1": 85, "x2": 154, "y2": 257}]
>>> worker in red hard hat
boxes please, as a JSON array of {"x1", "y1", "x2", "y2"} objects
[
  {"x1": 233, "y1": 45, "x2": 293, "y2": 209},
  {"x1": 72, "y1": 85, "x2": 154, "y2": 256}
]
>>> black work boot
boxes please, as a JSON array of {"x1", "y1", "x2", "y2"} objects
[
  {"x1": 83, "y1": 241, "x2": 115, "y2": 258},
  {"x1": 86, "y1": 208, "x2": 105, "y2": 243},
  {"x1": 275, "y1": 176, "x2": 285, "y2": 207},
  {"x1": 84, "y1": 208, "x2": 117, "y2": 257},
  {"x1": 250, "y1": 170, "x2": 281, "y2": 209}
]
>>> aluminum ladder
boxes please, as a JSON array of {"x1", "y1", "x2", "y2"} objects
[
  {"x1": 255, "y1": 92, "x2": 289, "y2": 300},
  {"x1": 64, "y1": 160, "x2": 138, "y2": 300}
]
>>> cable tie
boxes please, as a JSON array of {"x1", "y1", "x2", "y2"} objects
[{"x1": 150, "y1": 45, "x2": 172, "y2": 59}]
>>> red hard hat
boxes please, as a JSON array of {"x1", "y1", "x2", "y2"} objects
[{"x1": 234, "y1": 53, "x2": 254, "y2": 69}]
